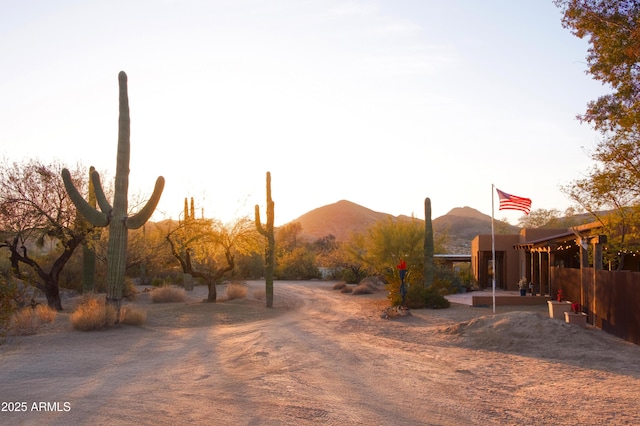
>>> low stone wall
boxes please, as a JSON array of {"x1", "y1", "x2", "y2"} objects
[{"x1": 472, "y1": 295, "x2": 550, "y2": 307}]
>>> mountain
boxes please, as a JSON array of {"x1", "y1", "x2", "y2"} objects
[
  {"x1": 294, "y1": 200, "x2": 392, "y2": 242},
  {"x1": 434, "y1": 207, "x2": 519, "y2": 253},
  {"x1": 289, "y1": 201, "x2": 519, "y2": 253}
]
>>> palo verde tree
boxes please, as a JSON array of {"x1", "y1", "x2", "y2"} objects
[
  {"x1": 364, "y1": 217, "x2": 426, "y2": 283},
  {"x1": 331, "y1": 232, "x2": 373, "y2": 284},
  {"x1": 63, "y1": 71, "x2": 164, "y2": 316},
  {"x1": 274, "y1": 222, "x2": 320, "y2": 280},
  {"x1": 166, "y1": 199, "x2": 260, "y2": 302},
  {"x1": 0, "y1": 160, "x2": 90, "y2": 310}
]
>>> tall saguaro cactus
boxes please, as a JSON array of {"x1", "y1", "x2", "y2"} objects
[
  {"x1": 424, "y1": 197, "x2": 434, "y2": 288},
  {"x1": 62, "y1": 71, "x2": 165, "y2": 315},
  {"x1": 255, "y1": 171, "x2": 275, "y2": 308}
]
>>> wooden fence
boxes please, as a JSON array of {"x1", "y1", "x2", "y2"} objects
[{"x1": 553, "y1": 267, "x2": 640, "y2": 345}]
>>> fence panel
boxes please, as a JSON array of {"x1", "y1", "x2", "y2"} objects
[{"x1": 553, "y1": 267, "x2": 640, "y2": 345}]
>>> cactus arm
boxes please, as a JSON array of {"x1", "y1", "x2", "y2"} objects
[
  {"x1": 61, "y1": 168, "x2": 109, "y2": 227},
  {"x1": 255, "y1": 205, "x2": 266, "y2": 235},
  {"x1": 125, "y1": 176, "x2": 165, "y2": 229},
  {"x1": 90, "y1": 170, "x2": 113, "y2": 214}
]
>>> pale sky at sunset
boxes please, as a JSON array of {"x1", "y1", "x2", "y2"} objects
[{"x1": 1, "y1": 0, "x2": 607, "y2": 226}]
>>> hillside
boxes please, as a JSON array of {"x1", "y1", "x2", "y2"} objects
[
  {"x1": 288, "y1": 200, "x2": 519, "y2": 254},
  {"x1": 293, "y1": 200, "x2": 392, "y2": 242}
]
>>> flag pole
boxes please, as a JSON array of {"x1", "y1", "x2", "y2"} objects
[{"x1": 491, "y1": 184, "x2": 496, "y2": 314}]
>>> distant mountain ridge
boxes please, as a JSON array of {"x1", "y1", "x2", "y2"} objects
[{"x1": 288, "y1": 200, "x2": 520, "y2": 254}]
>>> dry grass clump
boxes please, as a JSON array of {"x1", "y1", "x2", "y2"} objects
[
  {"x1": 227, "y1": 282, "x2": 248, "y2": 301},
  {"x1": 70, "y1": 298, "x2": 147, "y2": 330},
  {"x1": 333, "y1": 282, "x2": 347, "y2": 290},
  {"x1": 252, "y1": 289, "x2": 266, "y2": 300},
  {"x1": 340, "y1": 286, "x2": 353, "y2": 293},
  {"x1": 10, "y1": 304, "x2": 57, "y2": 335},
  {"x1": 70, "y1": 298, "x2": 118, "y2": 331},
  {"x1": 120, "y1": 306, "x2": 147, "y2": 325},
  {"x1": 34, "y1": 304, "x2": 57, "y2": 323},
  {"x1": 150, "y1": 286, "x2": 186, "y2": 303}
]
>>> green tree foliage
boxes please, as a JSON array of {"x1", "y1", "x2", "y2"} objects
[
  {"x1": 563, "y1": 171, "x2": 640, "y2": 269},
  {"x1": 555, "y1": 0, "x2": 640, "y2": 132},
  {"x1": 329, "y1": 233, "x2": 372, "y2": 284},
  {"x1": 274, "y1": 221, "x2": 320, "y2": 280},
  {"x1": 556, "y1": 1, "x2": 640, "y2": 267},
  {"x1": 276, "y1": 246, "x2": 320, "y2": 280},
  {"x1": 311, "y1": 234, "x2": 339, "y2": 268},
  {"x1": 363, "y1": 217, "x2": 425, "y2": 284},
  {"x1": 276, "y1": 222, "x2": 303, "y2": 252},
  {"x1": 517, "y1": 208, "x2": 562, "y2": 228}
]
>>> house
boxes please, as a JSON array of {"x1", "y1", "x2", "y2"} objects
[
  {"x1": 471, "y1": 228, "x2": 573, "y2": 292},
  {"x1": 473, "y1": 221, "x2": 640, "y2": 345}
]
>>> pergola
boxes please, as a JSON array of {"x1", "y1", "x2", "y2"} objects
[{"x1": 514, "y1": 223, "x2": 606, "y2": 297}]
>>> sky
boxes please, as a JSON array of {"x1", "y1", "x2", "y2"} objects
[{"x1": 1, "y1": 0, "x2": 608, "y2": 226}]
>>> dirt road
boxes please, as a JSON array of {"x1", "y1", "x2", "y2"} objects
[{"x1": 1, "y1": 281, "x2": 640, "y2": 425}]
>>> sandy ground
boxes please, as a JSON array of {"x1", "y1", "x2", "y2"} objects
[{"x1": 1, "y1": 280, "x2": 640, "y2": 426}]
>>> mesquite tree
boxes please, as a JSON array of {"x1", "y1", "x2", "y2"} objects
[
  {"x1": 255, "y1": 171, "x2": 275, "y2": 308},
  {"x1": 62, "y1": 71, "x2": 164, "y2": 316},
  {"x1": 0, "y1": 160, "x2": 89, "y2": 310}
]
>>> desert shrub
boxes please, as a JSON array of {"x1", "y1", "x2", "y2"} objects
[
  {"x1": 35, "y1": 304, "x2": 57, "y2": 323},
  {"x1": 341, "y1": 269, "x2": 358, "y2": 284},
  {"x1": 276, "y1": 247, "x2": 320, "y2": 280},
  {"x1": 226, "y1": 282, "x2": 248, "y2": 301},
  {"x1": 352, "y1": 283, "x2": 374, "y2": 295},
  {"x1": 0, "y1": 277, "x2": 19, "y2": 341},
  {"x1": 8, "y1": 302, "x2": 57, "y2": 336},
  {"x1": 333, "y1": 282, "x2": 347, "y2": 290},
  {"x1": 387, "y1": 281, "x2": 450, "y2": 309},
  {"x1": 340, "y1": 286, "x2": 353, "y2": 293},
  {"x1": 123, "y1": 277, "x2": 138, "y2": 301},
  {"x1": 10, "y1": 308, "x2": 39, "y2": 335},
  {"x1": 120, "y1": 306, "x2": 147, "y2": 325},
  {"x1": 404, "y1": 285, "x2": 450, "y2": 309},
  {"x1": 431, "y1": 268, "x2": 463, "y2": 295},
  {"x1": 151, "y1": 277, "x2": 167, "y2": 287},
  {"x1": 150, "y1": 286, "x2": 186, "y2": 303},
  {"x1": 70, "y1": 298, "x2": 118, "y2": 331},
  {"x1": 252, "y1": 289, "x2": 266, "y2": 300}
]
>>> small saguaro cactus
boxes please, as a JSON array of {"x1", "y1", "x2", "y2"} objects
[
  {"x1": 255, "y1": 171, "x2": 275, "y2": 308},
  {"x1": 81, "y1": 166, "x2": 98, "y2": 294},
  {"x1": 62, "y1": 71, "x2": 164, "y2": 317},
  {"x1": 424, "y1": 197, "x2": 434, "y2": 288}
]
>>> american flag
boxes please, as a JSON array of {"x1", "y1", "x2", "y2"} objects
[{"x1": 496, "y1": 188, "x2": 531, "y2": 214}]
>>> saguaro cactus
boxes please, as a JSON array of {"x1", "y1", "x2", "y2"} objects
[
  {"x1": 255, "y1": 171, "x2": 275, "y2": 308},
  {"x1": 81, "y1": 166, "x2": 98, "y2": 294},
  {"x1": 62, "y1": 71, "x2": 164, "y2": 316},
  {"x1": 424, "y1": 197, "x2": 434, "y2": 288}
]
